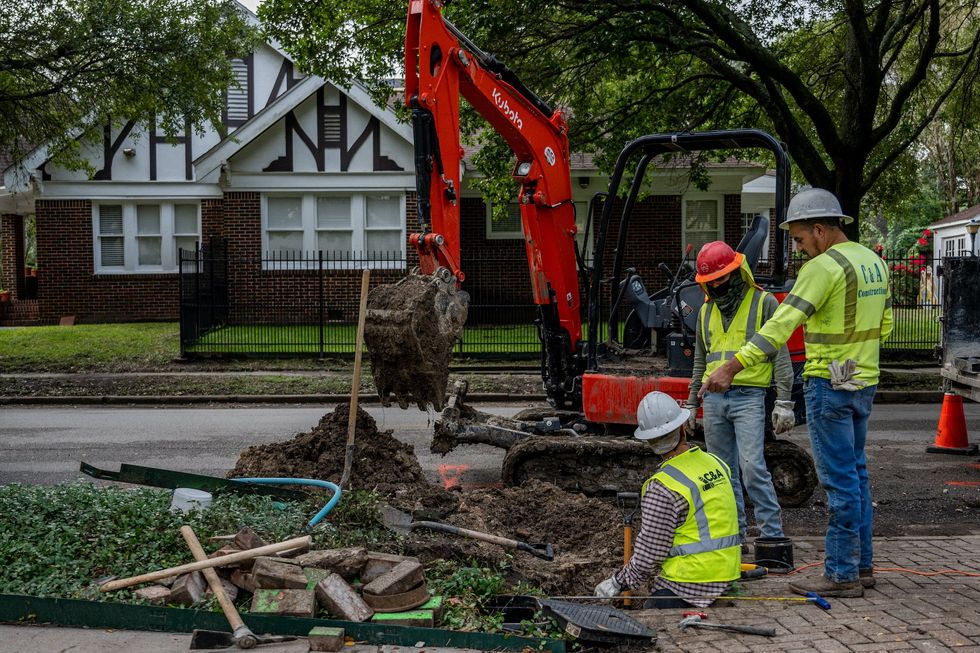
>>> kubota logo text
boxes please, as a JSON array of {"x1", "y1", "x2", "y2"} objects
[{"x1": 492, "y1": 88, "x2": 523, "y2": 130}]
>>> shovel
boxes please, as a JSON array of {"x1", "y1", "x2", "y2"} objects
[{"x1": 380, "y1": 505, "x2": 554, "y2": 561}]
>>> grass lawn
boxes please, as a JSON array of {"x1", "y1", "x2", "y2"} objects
[
  {"x1": 0, "y1": 309, "x2": 940, "y2": 373},
  {"x1": 0, "y1": 322, "x2": 180, "y2": 372}
]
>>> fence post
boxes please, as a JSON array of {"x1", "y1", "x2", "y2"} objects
[
  {"x1": 318, "y1": 250, "x2": 325, "y2": 358},
  {"x1": 178, "y1": 248, "x2": 185, "y2": 356}
]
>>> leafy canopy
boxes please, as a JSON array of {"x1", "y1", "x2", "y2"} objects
[
  {"x1": 259, "y1": 0, "x2": 980, "y2": 230},
  {"x1": 0, "y1": 0, "x2": 260, "y2": 164}
]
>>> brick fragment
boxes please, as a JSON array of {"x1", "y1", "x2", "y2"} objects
[
  {"x1": 233, "y1": 526, "x2": 268, "y2": 551},
  {"x1": 250, "y1": 589, "x2": 316, "y2": 618},
  {"x1": 294, "y1": 547, "x2": 368, "y2": 580},
  {"x1": 315, "y1": 573, "x2": 375, "y2": 622},
  {"x1": 362, "y1": 552, "x2": 420, "y2": 584},
  {"x1": 170, "y1": 571, "x2": 206, "y2": 606},
  {"x1": 134, "y1": 585, "x2": 171, "y2": 605},
  {"x1": 204, "y1": 577, "x2": 240, "y2": 602},
  {"x1": 229, "y1": 569, "x2": 255, "y2": 592},
  {"x1": 308, "y1": 627, "x2": 345, "y2": 652},
  {"x1": 362, "y1": 560, "x2": 424, "y2": 596},
  {"x1": 207, "y1": 545, "x2": 244, "y2": 569},
  {"x1": 252, "y1": 556, "x2": 309, "y2": 589}
]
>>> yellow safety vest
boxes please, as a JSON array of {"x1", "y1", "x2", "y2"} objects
[
  {"x1": 735, "y1": 241, "x2": 893, "y2": 385},
  {"x1": 700, "y1": 286, "x2": 773, "y2": 388},
  {"x1": 641, "y1": 447, "x2": 741, "y2": 584}
]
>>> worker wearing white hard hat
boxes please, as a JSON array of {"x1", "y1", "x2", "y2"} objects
[
  {"x1": 594, "y1": 391, "x2": 741, "y2": 609},
  {"x1": 701, "y1": 187, "x2": 892, "y2": 598}
]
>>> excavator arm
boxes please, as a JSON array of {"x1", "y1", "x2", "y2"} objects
[{"x1": 371, "y1": 0, "x2": 585, "y2": 408}]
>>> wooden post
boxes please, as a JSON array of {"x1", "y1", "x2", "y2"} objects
[{"x1": 340, "y1": 268, "x2": 371, "y2": 489}]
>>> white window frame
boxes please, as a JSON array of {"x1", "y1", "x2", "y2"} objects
[
  {"x1": 485, "y1": 200, "x2": 591, "y2": 252},
  {"x1": 485, "y1": 201, "x2": 524, "y2": 239},
  {"x1": 682, "y1": 194, "x2": 724, "y2": 252},
  {"x1": 261, "y1": 192, "x2": 407, "y2": 270},
  {"x1": 92, "y1": 202, "x2": 200, "y2": 274}
]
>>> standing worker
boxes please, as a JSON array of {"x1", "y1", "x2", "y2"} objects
[
  {"x1": 699, "y1": 188, "x2": 893, "y2": 598},
  {"x1": 594, "y1": 391, "x2": 741, "y2": 608},
  {"x1": 686, "y1": 241, "x2": 795, "y2": 549}
]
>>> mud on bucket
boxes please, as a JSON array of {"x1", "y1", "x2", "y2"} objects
[{"x1": 754, "y1": 536, "x2": 794, "y2": 573}]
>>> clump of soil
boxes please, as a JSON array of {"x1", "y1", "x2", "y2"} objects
[
  {"x1": 364, "y1": 274, "x2": 467, "y2": 411},
  {"x1": 228, "y1": 404, "x2": 457, "y2": 516}
]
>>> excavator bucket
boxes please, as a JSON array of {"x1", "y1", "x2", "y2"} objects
[{"x1": 364, "y1": 269, "x2": 468, "y2": 410}]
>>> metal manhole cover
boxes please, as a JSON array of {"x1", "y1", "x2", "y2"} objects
[{"x1": 537, "y1": 598, "x2": 657, "y2": 645}]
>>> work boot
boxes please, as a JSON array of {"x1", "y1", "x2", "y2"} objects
[
  {"x1": 859, "y1": 568, "x2": 876, "y2": 588},
  {"x1": 788, "y1": 575, "x2": 863, "y2": 598}
]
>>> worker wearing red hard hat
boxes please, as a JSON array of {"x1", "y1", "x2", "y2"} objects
[
  {"x1": 686, "y1": 240, "x2": 795, "y2": 555},
  {"x1": 700, "y1": 188, "x2": 893, "y2": 598}
]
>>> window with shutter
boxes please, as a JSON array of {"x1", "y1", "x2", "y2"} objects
[
  {"x1": 92, "y1": 202, "x2": 200, "y2": 273},
  {"x1": 99, "y1": 205, "x2": 124, "y2": 267},
  {"x1": 226, "y1": 58, "x2": 250, "y2": 124}
]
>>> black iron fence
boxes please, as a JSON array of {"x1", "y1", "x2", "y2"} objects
[
  {"x1": 179, "y1": 239, "x2": 543, "y2": 358},
  {"x1": 179, "y1": 240, "x2": 943, "y2": 359}
]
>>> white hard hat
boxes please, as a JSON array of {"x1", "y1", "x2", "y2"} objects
[
  {"x1": 635, "y1": 392, "x2": 689, "y2": 453},
  {"x1": 780, "y1": 187, "x2": 853, "y2": 229}
]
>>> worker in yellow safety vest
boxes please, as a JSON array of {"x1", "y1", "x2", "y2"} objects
[
  {"x1": 686, "y1": 241, "x2": 795, "y2": 549},
  {"x1": 700, "y1": 188, "x2": 893, "y2": 598},
  {"x1": 594, "y1": 391, "x2": 741, "y2": 608}
]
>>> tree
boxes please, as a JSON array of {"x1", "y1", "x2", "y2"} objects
[
  {"x1": 0, "y1": 0, "x2": 259, "y2": 164},
  {"x1": 259, "y1": 0, "x2": 980, "y2": 234}
]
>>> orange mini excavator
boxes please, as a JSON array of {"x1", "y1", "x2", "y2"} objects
[{"x1": 364, "y1": 0, "x2": 816, "y2": 505}]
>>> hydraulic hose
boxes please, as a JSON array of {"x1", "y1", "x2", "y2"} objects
[{"x1": 233, "y1": 477, "x2": 342, "y2": 531}]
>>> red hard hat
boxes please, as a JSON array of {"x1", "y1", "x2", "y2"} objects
[{"x1": 695, "y1": 241, "x2": 744, "y2": 283}]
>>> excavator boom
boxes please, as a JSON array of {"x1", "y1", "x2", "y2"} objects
[{"x1": 366, "y1": 0, "x2": 584, "y2": 410}]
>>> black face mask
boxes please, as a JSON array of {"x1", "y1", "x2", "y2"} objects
[
  {"x1": 707, "y1": 274, "x2": 745, "y2": 318},
  {"x1": 707, "y1": 278, "x2": 732, "y2": 299}
]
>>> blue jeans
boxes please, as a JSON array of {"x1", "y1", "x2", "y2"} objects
[
  {"x1": 804, "y1": 377, "x2": 877, "y2": 583},
  {"x1": 702, "y1": 386, "x2": 784, "y2": 539}
]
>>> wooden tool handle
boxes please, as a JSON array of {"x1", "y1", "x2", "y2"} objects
[
  {"x1": 100, "y1": 535, "x2": 311, "y2": 592},
  {"x1": 180, "y1": 525, "x2": 245, "y2": 631},
  {"x1": 340, "y1": 268, "x2": 371, "y2": 489}
]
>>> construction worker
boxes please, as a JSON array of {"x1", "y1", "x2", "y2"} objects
[
  {"x1": 594, "y1": 391, "x2": 741, "y2": 608},
  {"x1": 700, "y1": 188, "x2": 893, "y2": 598},
  {"x1": 686, "y1": 241, "x2": 795, "y2": 548}
]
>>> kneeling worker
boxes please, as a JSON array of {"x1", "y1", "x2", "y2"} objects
[{"x1": 594, "y1": 391, "x2": 742, "y2": 608}]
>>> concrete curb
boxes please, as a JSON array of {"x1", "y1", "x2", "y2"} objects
[
  {"x1": 0, "y1": 390, "x2": 944, "y2": 405},
  {"x1": 0, "y1": 392, "x2": 543, "y2": 405}
]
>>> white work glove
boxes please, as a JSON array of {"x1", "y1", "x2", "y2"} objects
[
  {"x1": 594, "y1": 576, "x2": 622, "y2": 598},
  {"x1": 828, "y1": 359, "x2": 867, "y2": 392},
  {"x1": 684, "y1": 401, "x2": 698, "y2": 432},
  {"x1": 771, "y1": 400, "x2": 796, "y2": 434}
]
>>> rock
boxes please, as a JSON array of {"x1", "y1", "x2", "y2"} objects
[
  {"x1": 170, "y1": 571, "x2": 206, "y2": 606},
  {"x1": 252, "y1": 556, "x2": 309, "y2": 590},
  {"x1": 293, "y1": 547, "x2": 368, "y2": 580},
  {"x1": 362, "y1": 560, "x2": 424, "y2": 596},
  {"x1": 361, "y1": 552, "x2": 420, "y2": 584},
  {"x1": 134, "y1": 585, "x2": 171, "y2": 605}
]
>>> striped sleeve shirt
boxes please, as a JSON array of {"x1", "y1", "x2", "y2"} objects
[{"x1": 613, "y1": 476, "x2": 732, "y2": 608}]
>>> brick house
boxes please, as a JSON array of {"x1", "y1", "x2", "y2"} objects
[{"x1": 0, "y1": 9, "x2": 776, "y2": 327}]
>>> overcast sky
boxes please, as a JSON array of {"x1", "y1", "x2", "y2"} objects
[{"x1": 239, "y1": 0, "x2": 260, "y2": 13}]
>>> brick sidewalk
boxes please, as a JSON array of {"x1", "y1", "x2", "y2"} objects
[{"x1": 638, "y1": 536, "x2": 980, "y2": 652}]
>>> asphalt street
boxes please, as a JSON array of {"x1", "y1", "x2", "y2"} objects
[{"x1": 3, "y1": 402, "x2": 980, "y2": 535}]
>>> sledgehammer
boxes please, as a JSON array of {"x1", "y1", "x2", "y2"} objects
[{"x1": 678, "y1": 612, "x2": 776, "y2": 637}]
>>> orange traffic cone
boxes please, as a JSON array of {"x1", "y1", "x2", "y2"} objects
[{"x1": 927, "y1": 392, "x2": 978, "y2": 455}]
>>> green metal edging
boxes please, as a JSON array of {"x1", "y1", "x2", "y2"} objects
[{"x1": 0, "y1": 594, "x2": 565, "y2": 653}]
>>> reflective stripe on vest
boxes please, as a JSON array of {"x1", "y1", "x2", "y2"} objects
[
  {"x1": 702, "y1": 287, "x2": 772, "y2": 387},
  {"x1": 804, "y1": 250, "x2": 881, "y2": 345},
  {"x1": 656, "y1": 464, "x2": 742, "y2": 556}
]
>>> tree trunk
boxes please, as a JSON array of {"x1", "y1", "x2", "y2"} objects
[{"x1": 835, "y1": 176, "x2": 863, "y2": 242}]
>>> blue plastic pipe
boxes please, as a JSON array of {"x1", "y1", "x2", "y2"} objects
[{"x1": 232, "y1": 477, "x2": 342, "y2": 531}]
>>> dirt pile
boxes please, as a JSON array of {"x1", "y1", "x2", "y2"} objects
[
  {"x1": 230, "y1": 408, "x2": 634, "y2": 595},
  {"x1": 364, "y1": 273, "x2": 468, "y2": 411},
  {"x1": 228, "y1": 404, "x2": 457, "y2": 515}
]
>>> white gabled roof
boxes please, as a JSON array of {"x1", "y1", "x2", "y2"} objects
[{"x1": 5, "y1": 0, "x2": 413, "y2": 193}]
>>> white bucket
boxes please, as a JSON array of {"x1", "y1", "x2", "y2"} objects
[{"x1": 170, "y1": 488, "x2": 213, "y2": 514}]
